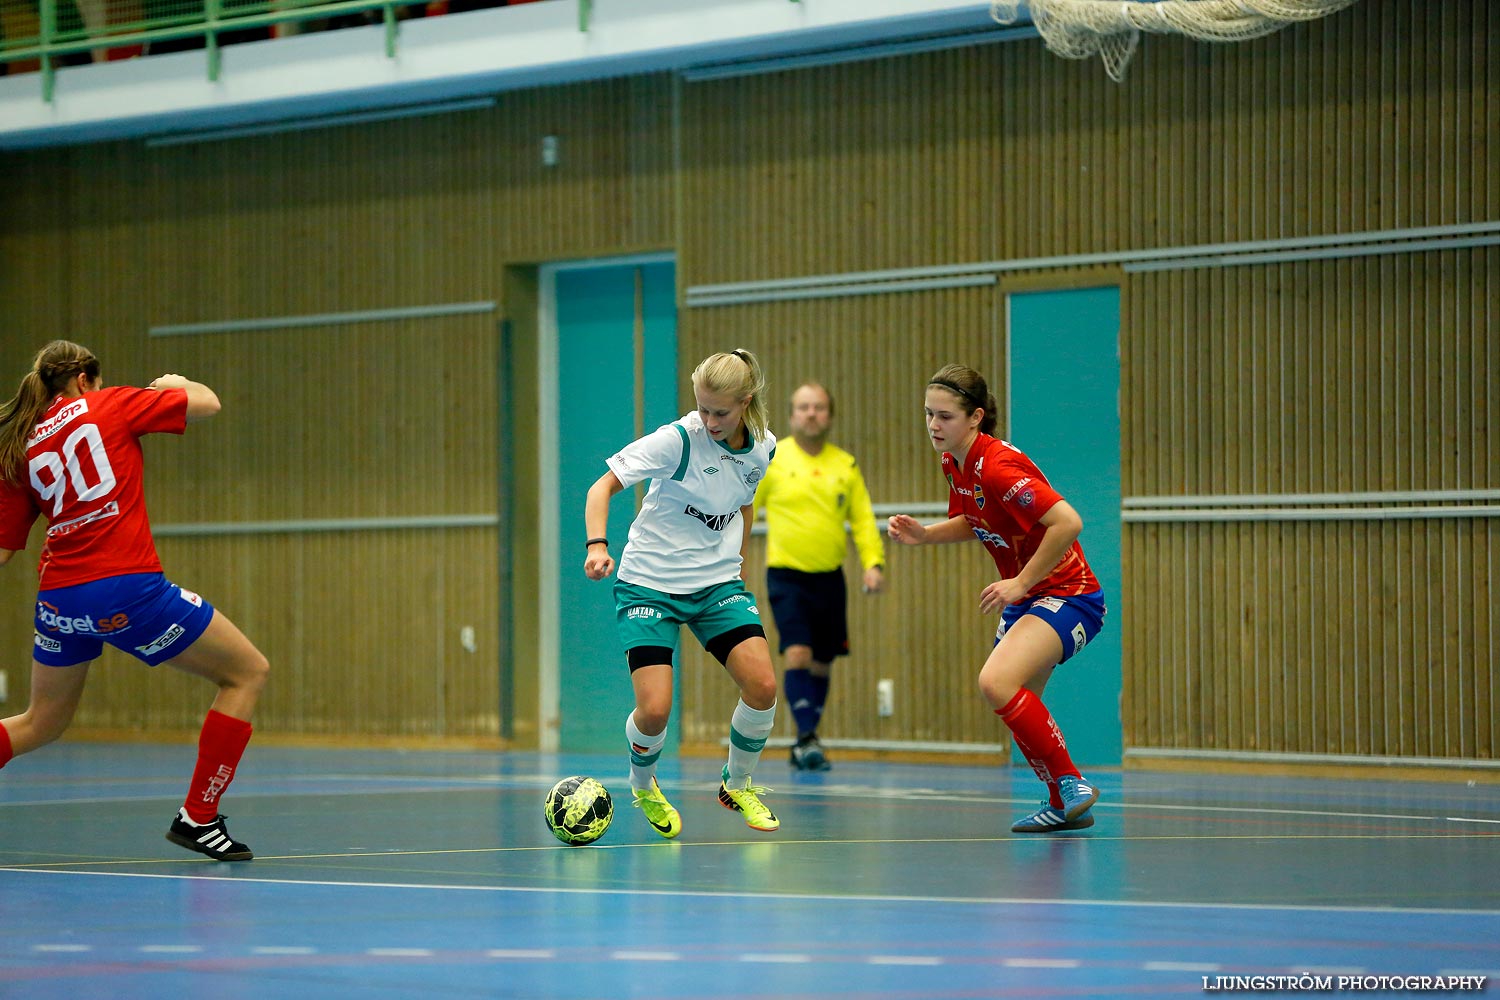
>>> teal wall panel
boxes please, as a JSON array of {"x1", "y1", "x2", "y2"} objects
[
  {"x1": 641, "y1": 262, "x2": 679, "y2": 432},
  {"x1": 1007, "y1": 286, "x2": 1123, "y2": 767},
  {"x1": 555, "y1": 261, "x2": 678, "y2": 753}
]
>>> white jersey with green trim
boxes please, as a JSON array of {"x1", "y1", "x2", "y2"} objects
[{"x1": 606, "y1": 411, "x2": 776, "y2": 593}]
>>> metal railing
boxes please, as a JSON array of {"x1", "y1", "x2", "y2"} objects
[
  {"x1": 0, "y1": 0, "x2": 617, "y2": 101},
  {"x1": 0, "y1": 0, "x2": 811, "y2": 101}
]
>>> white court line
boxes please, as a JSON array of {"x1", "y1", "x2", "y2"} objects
[
  {"x1": 32, "y1": 944, "x2": 92, "y2": 952},
  {"x1": 869, "y1": 955, "x2": 944, "y2": 966},
  {"x1": 4, "y1": 773, "x2": 1493, "y2": 826},
  {"x1": 0, "y1": 784, "x2": 522, "y2": 810},
  {"x1": 611, "y1": 950, "x2": 680, "y2": 961},
  {"x1": 485, "y1": 949, "x2": 555, "y2": 959},
  {"x1": 3, "y1": 866, "x2": 1497, "y2": 918},
  {"x1": 1143, "y1": 961, "x2": 1220, "y2": 972}
]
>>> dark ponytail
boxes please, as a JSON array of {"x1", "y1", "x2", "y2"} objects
[{"x1": 0, "y1": 341, "x2": 100, "y2": 482}]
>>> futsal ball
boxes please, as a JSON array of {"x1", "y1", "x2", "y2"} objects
[{"x1": 544, "y1": 775, "x2": 613, "y2": 846}]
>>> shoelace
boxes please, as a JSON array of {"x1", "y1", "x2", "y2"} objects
[
  {"x1": 632, "y1": 788, "x2": 671, "y2": 810},
  {"x1": 727, "y1": 784, "x2": 774, "y2": 805}
]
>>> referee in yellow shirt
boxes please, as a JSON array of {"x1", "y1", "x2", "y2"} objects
[{"x1": 754, "y1": 382, "x2": 885, "y2": 770}]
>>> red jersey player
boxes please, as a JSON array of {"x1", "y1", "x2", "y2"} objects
[
  {"x1": 0, "y1": 340, "x2": 268, "y2": 860},
  {"x1": 889, "y1": 363, "x2": 1106, "y2": 834}
]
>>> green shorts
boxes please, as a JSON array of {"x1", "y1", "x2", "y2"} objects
[{"x1": 613, "y1": 579, "x2": 764, "y2": 657}]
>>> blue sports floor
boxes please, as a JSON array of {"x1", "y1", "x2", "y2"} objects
[{"x1": 1, "y1": 742, "x2": 1497, "y2": 999}]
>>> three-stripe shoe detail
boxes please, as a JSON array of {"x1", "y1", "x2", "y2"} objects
[
  {"x1": 1057, "y1": 775, "x2": 1100, "y2": 821},
  {"x1": 166, "y1": 809, "x2": 254, "y2": 861},
  {"x1": 1011, "y1": 803, "x2": 1095, "y2": 834}
]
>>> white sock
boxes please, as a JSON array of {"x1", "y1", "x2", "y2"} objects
[
  {"x1": 725, "y1": 699, "x2": 776, "y2": 788},
  {"x1": 625, "y1": 712, "x2": 667, "y2": 792},
  {"x1": 177, "y1": 808, "x2": 211, "y2": 827}
]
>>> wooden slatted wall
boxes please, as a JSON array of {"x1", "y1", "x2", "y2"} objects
[
  {"x1": 670, "y1": 289, "x2": 1005, "y2": 748},
  {"x1": 673, "y1": 0, "x2": 1496, "y2": 762},
  {"x1": 0, "y1": 77, "x2": 676, "y2": 741},
  {"x1": 1123, "y1": 252, "x2": 1497, "y2": 760},
  {"x1": 0, "y1": 0, "x2": 1492, "y2": 763}
]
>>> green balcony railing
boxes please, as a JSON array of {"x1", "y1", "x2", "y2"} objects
[
  {"x1": 0, "y1": 0, "x2": 620, "y2": 102},
  {"x1": 0, "y1": 0, "x2": 802, "y2": 103},
  {"x1": 0, "y1": 0, "x2": 442, "y2": 100}
]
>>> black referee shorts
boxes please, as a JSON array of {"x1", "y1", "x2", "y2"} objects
[{"x1": 765, "y1": 566, "x2": 850, "y2": 663}]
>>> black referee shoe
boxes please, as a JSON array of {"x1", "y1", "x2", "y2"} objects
[
  {"x1": 789, "y1": 735, "x2": 831, "y2": 771},
  {"x1": 166, "y1": 809, "x2": 254, "y2": 861}
]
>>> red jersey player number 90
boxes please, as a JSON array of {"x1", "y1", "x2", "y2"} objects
[{"x1": 29, "y1": 422, "x2": 116, "y2": 516}]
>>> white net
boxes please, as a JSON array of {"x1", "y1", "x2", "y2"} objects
[{"x1": 992, "y1": 0, "x2": 1362, "y2": 82}]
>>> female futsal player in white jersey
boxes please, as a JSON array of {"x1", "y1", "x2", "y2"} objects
[{"x1": 583, "y1": 349, "x2": 781, "y2": 835}]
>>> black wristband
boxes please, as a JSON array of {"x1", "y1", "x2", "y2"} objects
[{"x1": 586, "y1": 537, "x2": 609, "y2": 549}]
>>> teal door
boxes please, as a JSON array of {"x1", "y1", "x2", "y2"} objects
[
  {"x1": 554, "y1": 259, "x2": 678, "y2": 752},
  {"x1": 1007, "y1": 286, "x2": 1123, "y2": 767}
]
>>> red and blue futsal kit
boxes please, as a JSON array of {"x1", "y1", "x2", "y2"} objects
[
  {"x1": 942, "y1": 433, "x2": 1105, "y2": 662},
  {"x1": 0, "y1": 387, "x2": 215, "y2": 667},
  {"x1": 942, "y1": 433, "x2": 1098, "y2": 597},
  {"x1": 944, "y1": 432, "x2": 1106, "y2": 824}
]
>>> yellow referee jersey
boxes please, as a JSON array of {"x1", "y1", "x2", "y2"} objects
[{"x1": 754, "y1": 439, "x2": 884, "y2": 573}]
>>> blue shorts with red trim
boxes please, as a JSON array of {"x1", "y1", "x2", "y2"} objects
[
  {"x1": 993, "y1": 589, "x2": 1106, "y2": 665},
  {"x1": 32, "y1": 572, "x2": 216, "y2": 667}
]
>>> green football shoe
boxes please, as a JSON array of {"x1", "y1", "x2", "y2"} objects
[
  {"x1": 631, "y1": 778, "x2": 682, "y2": 839},
  {"x1": 717, "y1": 766, "x2": 779, "y2": 832}
]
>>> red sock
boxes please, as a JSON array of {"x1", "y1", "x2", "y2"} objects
[
  {"x1": 1009, "y1": 731, "x2": 1064, "y2": 809},
  {"x1": 996, "y1": 689, "x2": 1079, "y2": 797},
  {"x1": 183, "y1": 710, "x2": 253, "y2": 823},
  {"x1": 0, "y1": 721, "x2": 12, "y2": 769}
]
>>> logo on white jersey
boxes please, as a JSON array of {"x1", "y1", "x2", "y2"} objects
[
  {"x1": 26, "y1": 398, "x2": 88, "y2": 447},
  {"x1": 685, "y1": 505, "x2": 736, "y2": 531}
]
